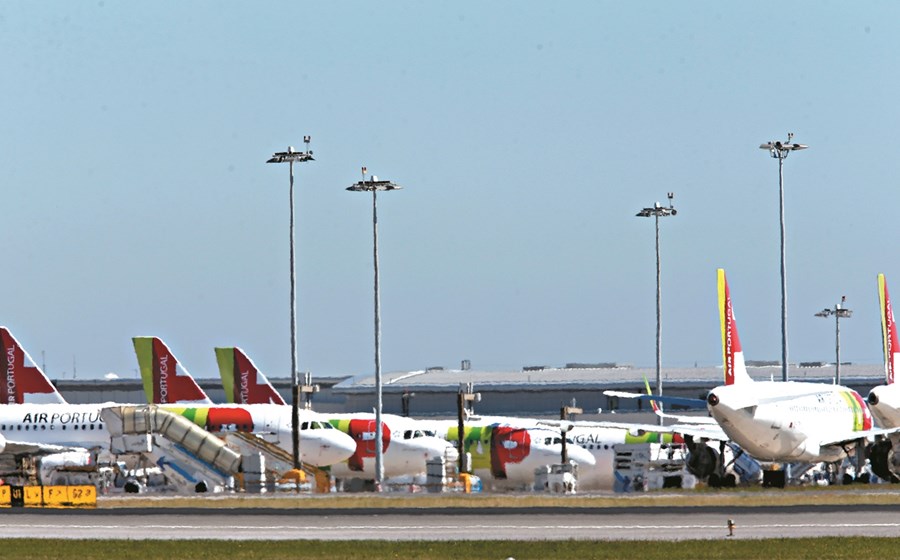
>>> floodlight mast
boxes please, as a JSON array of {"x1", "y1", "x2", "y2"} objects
[
  {"x1": 760, "y1": 133, "x2": 807, "y2": 382},
  {"x1": 636, "y1": 193, "x2": 677, "y2": 425},
  {"x1": 815, "y1": 297, "x2": 852, "y2": 384},
  {"x1": 347, "y1": 167, "x2": 401, "y2": 491},
  {"x1": 266, "y1": 137, "x2": 314, "y2": 470}
]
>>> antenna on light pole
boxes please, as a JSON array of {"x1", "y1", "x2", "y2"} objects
[
  {"x1": 636, "y1": 194, "x2": 677, "y2": 425},
  {"x1": 760, "y1": 133, "x2": 807, "y2": 382}
]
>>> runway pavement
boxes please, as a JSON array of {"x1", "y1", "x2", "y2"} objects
[{"x1": 1, "y1": 505, "x2": 898, "y2": 540}]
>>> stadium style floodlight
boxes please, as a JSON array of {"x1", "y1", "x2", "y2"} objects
[
  {"x1": 636, "y1": 192, "x2": 677, "y2": 425},
  {"x1": 815, "y1": 297, "x2": 852, "y2": 384},
  {"x1": 347, "y1": 167, "x2": 401, "y2": 490},
  {"x1": 760, "y1": 133, "x2": 807, "y2": 382},
  {"x1": 266, "y1": 137, "x2": 314, "y2": 470}
]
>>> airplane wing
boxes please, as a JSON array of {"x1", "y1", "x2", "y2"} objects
[
  {"x1": 575, "y1": 419, "x2": 729, "y2": 442},
  {"x1": 819, "y1": 425, "x2": 900, "y2": 449},
  {"x1": 603, "y1": 390, "x2": 708, "y2": 409},
  {"x1": 602, "y1": 390, "x2": 719, "y2": 424},
  {"x1": 1, "y1": 434, "x2": 84, "y2": 457}
]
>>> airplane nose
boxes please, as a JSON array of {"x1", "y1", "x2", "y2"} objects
[
  {"x1": 317, "y1": 432, "x2": 357, "y2": 466},
  {"x1": 566, "y1": 443, "x2": 596, "y2": 466}
]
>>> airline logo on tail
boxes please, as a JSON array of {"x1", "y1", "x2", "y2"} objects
[
  {"x1": 215, "y1": 347, "x2": 286, "y2": 405},
  {"x1": 133, "y1": 337, "x2": 212, "y2": 404},
  {"x1": 879, "y1": 274, "x2": 898, "y2": 385},
  {"x1": 0, "y1": 327, "x2": 66, "y2": 404},
  {"x1": 718, "y1": 269, "x2": 751, "y2": 385}
]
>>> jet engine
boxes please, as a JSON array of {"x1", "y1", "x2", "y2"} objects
[
  {"x1": 684, "y1": 435, "x2": 729, "y2": 486},
  {"x1": 867, "y1": 439, "x2": 900, "y2": 483}
]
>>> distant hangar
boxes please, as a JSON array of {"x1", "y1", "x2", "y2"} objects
[{"x1": 54, "y1": 361, "x2": 886, "y2": 418}]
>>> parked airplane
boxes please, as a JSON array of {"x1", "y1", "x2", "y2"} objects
[
  {"x1": 416, "y1": 417, "x2": 596, "y2": 490},
  {"x1": 133, "y1": 337, "x2": 355, "y2": 468},
  {"x1": 597, "y1": 269, "x2": 900, "y2": 481},
  {"x1": 703, "y1": 269, "x2": 896, "y2": 466},
  {"x1": 210, "y1": 346, "x2": 455, "y2": 481},
  {"x1": 865, "y1": 274, "x2": 900, "y2": 482}
]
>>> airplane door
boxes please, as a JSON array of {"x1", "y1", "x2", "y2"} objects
[{"x1": 363, "y1": 420, "x2": 378, "y2": 455}]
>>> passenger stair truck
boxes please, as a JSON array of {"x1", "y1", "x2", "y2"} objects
[
  {"x1": 223, "y1": 431, "x2": 333, "y2": 493},
  {"x1": 101, "y1": 406, "x2": 242, "y2": 493}
]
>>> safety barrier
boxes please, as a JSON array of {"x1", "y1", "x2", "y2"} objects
[{"x1": 0, "y1": 485, "x2": 96, "y2": 508}]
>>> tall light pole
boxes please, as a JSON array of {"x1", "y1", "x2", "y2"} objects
[
  {"x1": 347, "y1": 167, "x2": 401, "y2": 490},
  {"x1": 636, "y1": 193, "x2": 676, "y2": 425},
  {"x1": 266, "y1": 137, "x2": 314, "y2": 470},
  {"x1": 815, "y1": 297, "x2": 852, "y2": 384},
  {"x1": 760, "y1": 133, "x2": 807, "y2": 382}
]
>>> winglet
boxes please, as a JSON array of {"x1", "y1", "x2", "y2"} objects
[
  {"x1": 718, "y1": 269, "x2": 752, "y2": 385},
  {"x1": 0, "y1": 327, "x2": 67, "y2": 404},
  {"x1": 214, "y1": 347, "x2": 286, "y2": 405},
  {"x1": 133, "y1": 337, "x2": 212, "y2": 404},
  {"x1": 878, "y1": 274, "x2": 898, "y2": 385}
]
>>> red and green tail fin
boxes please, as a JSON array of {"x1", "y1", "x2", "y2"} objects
[
  {"x1": 215, "y1": 347, "x2": 286, "y2": 405},
  {"x1": 718, "y1": 269, "x2": 752, "y2": 385},
  {"x1": 133, "y1": 336, "x2": 212, "y2": 404},
  {"x1": 878, "y1": 274, "x2": 898, "y2": 385},
  {"x1": 0, "y1": 327, "x2": 67, "y2": 404},
  {"x1": 642, "y1": 375, "x2": 661, "y2": 413}
]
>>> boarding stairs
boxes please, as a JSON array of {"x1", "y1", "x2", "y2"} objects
[
  {"x1": 101, "y1": 406, "x2": 242, "y2": 493},
  {"x1": 223, "y1": 431, "x2": 332, "y2": 493}
]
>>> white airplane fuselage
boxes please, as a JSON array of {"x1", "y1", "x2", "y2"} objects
[
  {"x1": 418, "y1": 418, "x2": 596, "y2": 489},
  {"x1": 0, "y1": 403, "x2": 356, "y2": 468},
  {"x1": 707, "y1": 381, "x2": 873, "y2": 463},
  {"x1": 325, "y1": 413, "x2": 455, "y2": 480}
]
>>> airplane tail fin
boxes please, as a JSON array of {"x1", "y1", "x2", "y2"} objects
[
  {"x1": 214, "y1": 347, "x2": 286, "y2": 405},
  {"x1": 133, "y1": 337, "x2": 212, "y2": 404},
  {"x1": 718, "y1": 269, "x2": 752, "y2": 385},
  {"x1": 642, "y1": 375, "x2": 662, "y2": 414},
  {"x1": 0, "y1": 327, "x2": 67, "y2": 404},
  {"x1": 878, "y1": 274, "x2": 898, "y2": 385}
]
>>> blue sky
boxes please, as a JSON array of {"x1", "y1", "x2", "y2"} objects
[{"x1": 3, "y1": 2, "x2": 899, "y2": 381}]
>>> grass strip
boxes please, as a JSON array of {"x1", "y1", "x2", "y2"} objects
[
  {"x1": 96, "y1": 485, "x2": 900, "y2": 509},
  {"x1": 0, "y1": 538, "x2": 898, "y2": 559}
]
